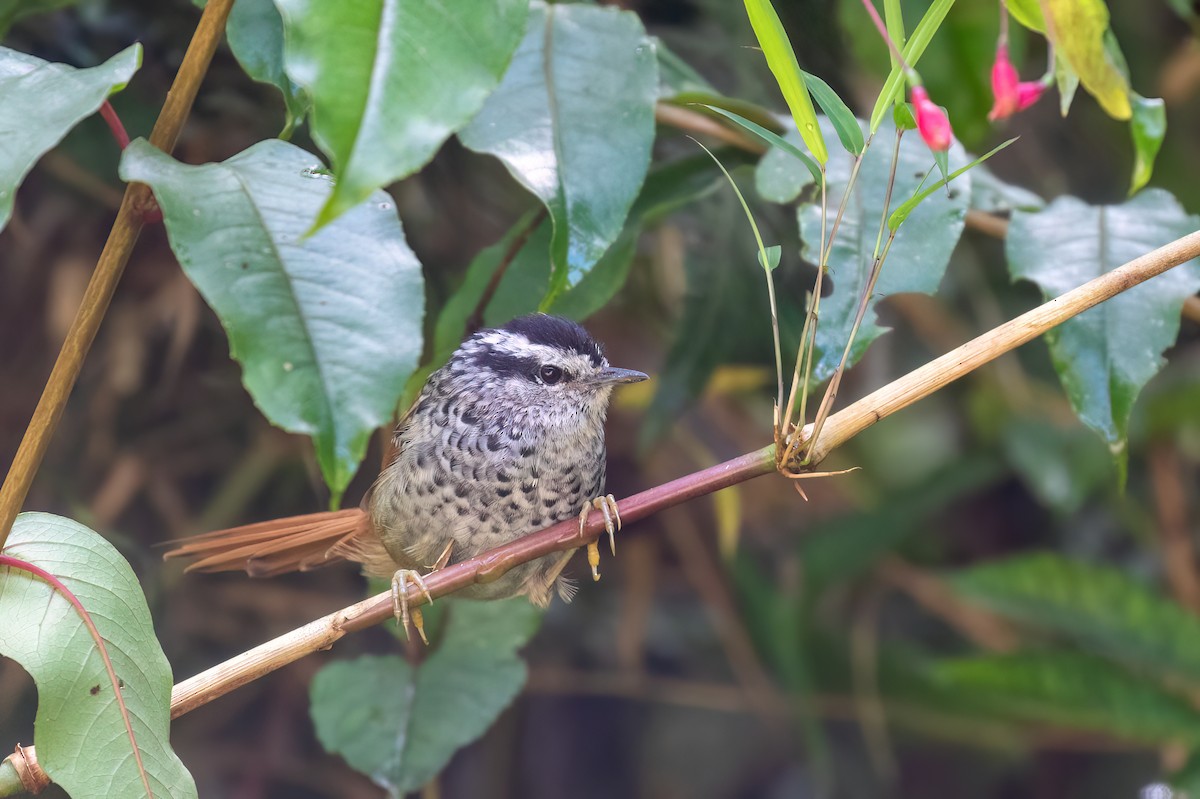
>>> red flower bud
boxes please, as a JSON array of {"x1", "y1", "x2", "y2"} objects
[
  {"x1": 988, "y1": 44, "x2": 1045, "y2": 120},
  {"x1": 911, "y1": 85, "x2": 952, "y2": 151}
]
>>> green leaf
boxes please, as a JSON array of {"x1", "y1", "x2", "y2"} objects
[
  {"x1": 225, "y1": 0, "x2": 308, "y2": 137},
  {"x1": 892, "y1": 101, "x2": 916, "y2": 132},
  {"x1": 1005, "y1": 190, "x2": 1200, "y2": 451},
  {"x1": 758, "y1": 117, "x2": 969, "y2": 385},
  {"x1": 801, "y1": 70, "x2": 864, "y2": 155},
  {"x1": 0, "y1": 43, "x2": 141, "y2": 232},
  {"x1": 868, "y1": 0, "x2": 955, "y2": 133},
  {"x1": 1129, "y1": 95, "x2": 1166, "y2": 196},
  {"x1": 275, "y1": 0, "x2": 528, "y2": 229},
  {"x1": 655, "y1": 38, "x2": 716, "y2": 99},
  {"x1": 888, "y1": 138, "x2": 1015, "y2": 230},
  {"x1": 742, "y1": 0, "x2": 827, "y2": 164},
  {"x1": 969, "y1": 163, "x2": 1045, "y2": 214},
  {"x1": 119, "y1": 138, "x2": 424, "y2": 504},
  {"x1": 698, "y1": 104, "x2": 822, "y2": 185},
  {"x1": 0, "y1": 513, "x2": 196, "y2": 798},
  {"x1": 0, "y1": 0, "x2": 77, "y2": 37},
  {"x1": 932, "y1": 652, "x2": 1200, "y2": 744},
  {"x1": 459, "y1": 1, "x2": 657, "y2": 306},
  {"x1": 1043, "y1": 0, "x2": 1130, "y2": 119},
  {"x1": 953, "y1": 553, "x2": 1200, "y2": 682},
  {"x1": 310, "y1": 599, "x2": 541, "y2": 794},
  {"x1": 759, "y1": 244, "x2": 781, "y2": 271},
  {"x1": 1001, "y1": 417, "x2": 1112, "y2": 515},
  {"x1": 434, "y1": 149, "x2": 737, "y2": 355}
]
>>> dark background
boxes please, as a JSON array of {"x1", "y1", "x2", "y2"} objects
[{"x1": 2, "y1": 0, "x2": 1199, "y2": 797}]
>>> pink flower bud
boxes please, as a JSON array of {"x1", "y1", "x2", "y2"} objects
[
  {"x1": 911, "y1": 85, "x2": 952, "y2": 151},
  {"x1": 989, "y1": 44, "x2": 1046, "y2": 120}
]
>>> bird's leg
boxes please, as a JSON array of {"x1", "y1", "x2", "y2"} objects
[
  {"x1": 576, "y1": 494, "x2": 622, "y2": 581},
  {"x1": 391, "y1": 569, "x2": 434, "y2": 645}
]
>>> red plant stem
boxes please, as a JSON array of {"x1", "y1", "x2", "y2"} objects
[
  {"x1": 859, "y1": 0, "x2": 911, "y2": 76},
  {"x1": 0, "y1": 555, "x2": 153, "y2": 798},
  {"x1": 99, "y1": 101, "x2": 130, "y2": 150}
]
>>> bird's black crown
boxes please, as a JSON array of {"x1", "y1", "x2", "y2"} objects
[{"x1": 499, "y1": 314, "x2": 604, "y2": 366}]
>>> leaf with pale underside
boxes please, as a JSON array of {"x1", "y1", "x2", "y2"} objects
[
  {"x1": 275, "y1": 0, "x2": 528, "y2": 229},
  {"x1": 0, "y1": 44, "x2": 140, "y2": 231},
  {"x1": 1006, "y1": 190, "x2": 1200, "y2": 455},
  {"x1": 0, "y1": 513, "x2": 196, "y2": 798},
  {"x1": 120, "y1": 138, "x2": 424, "y2": 504}
]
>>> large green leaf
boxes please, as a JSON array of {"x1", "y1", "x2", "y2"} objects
[
  {"x1": 756, "y1": 117, "x2": 969, "y2": 385},
  {"x1": 1006, "y1": 190, "x2": 1200, "y2": 452},
  {"x1": 274, "y1": 0, "x2": 528, "y2": 228},
  {"x1": 952, "y1": 553, "x2": 1200, "y2": 682},
  {"x1": 932, "y1": 652, "x2": 1200, "y2": 744},
  {"x1": 310, "y1": 599, "x2": 541, "y2": 795},
  {"x1": 0, "y1": 43, "x2": 140, "y2": 231},
  {"x1": 0, "y1": 513, "x2": 196, "y2": 798},
  {"x1": 119, "y1": 138, "x2": 424, "y2": 503},
  {"x1": 224, "y1": 0, "x2": 308, "y2": 136},
  {"x1": 459, "y1": 1, "x2": 658, "y2": 306}
]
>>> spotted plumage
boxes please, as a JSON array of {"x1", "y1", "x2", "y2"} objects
[{"x1": 367, "y1": 314, "x2": 646, "y2": 607}]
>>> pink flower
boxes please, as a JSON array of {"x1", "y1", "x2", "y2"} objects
[
  {"x1": 988, "y1": 44, "x2": 1046, "y2": 120},
  {"x1": 911, "y1": 85, "x2": 952, "y2": 151}
]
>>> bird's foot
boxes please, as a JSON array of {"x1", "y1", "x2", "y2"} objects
[
  {"x1": 391, "y1": 568, "x2": 434, "y2": 645},
  {"x1": 576, "y1": 494, "x2": 621, "y2": 582}
]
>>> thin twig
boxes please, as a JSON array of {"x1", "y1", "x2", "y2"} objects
[
  {"x1": 464, "y1": 207, "x2": 547, "y2": 335},
  {"x1": 164, "y1": 229, "x2": 1200, "y2": 719},
  {"x1": 0, "y1": 0, "x2": 237, "y2": 549}
]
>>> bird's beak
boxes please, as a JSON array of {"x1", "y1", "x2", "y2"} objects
[{"x1": 596, "y1": 366, "x2": 649, "y2": 385}]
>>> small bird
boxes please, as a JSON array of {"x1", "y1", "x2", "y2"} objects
[{"x1": 164, "y1": 314, "x2": 648, "y2": 642}]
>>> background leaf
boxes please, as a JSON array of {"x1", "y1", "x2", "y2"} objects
[
  {"x1": 932, "y1": 652, "x2": 1200, "y2": 744},
  {"x1": 310, "y1": 599, "x2": 541, "y2": 795},
  {"x1": 952, "y1": 553, "x2": 1200, "y2": 683},
  {"x1": 224, "y1": 0, "x2": 308, "y2": 136},
  {"x1": 459, "y1": 1, "x2": 658, "y2": 306},
  {"x1": 119, "y1": 138, "x2": 424, "y2": 504},
  {"x1": 756, "y1": 117, "x2": 970, "y2": 385},
  {"x1": 0, "y1": 43, "x2": 140, "y2": 231},
  {"x1": 275, "y1": 0, "x2": 528, "y2": 228},
  {"x1": 1006, "y1": 190, "x2": 1200, "y2": 451},
  {"x1": 1043, "y1": 0, "x2": 1131, "y2": 119},
  {"x1": 0, "y1": 513, "x2": 196, "y2": 798}
]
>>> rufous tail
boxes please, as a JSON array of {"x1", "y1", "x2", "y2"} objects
[{"x1": 162, "y1": 509, "x2": 382, "y2": 577}]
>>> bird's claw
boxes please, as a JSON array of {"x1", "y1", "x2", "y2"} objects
[
  {"x1": 576, "y1": 494, "x2": 622, "y2": 582},
  {"x1": 391, "y1": 568, "x2": 434, "y2": 645}
]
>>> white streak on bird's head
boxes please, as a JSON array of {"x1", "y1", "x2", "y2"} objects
[{"x1": 449, "y1": 315, "x2": 646, "y2": 431}]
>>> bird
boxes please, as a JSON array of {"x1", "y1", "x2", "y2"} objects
[{"x1": 163, "y1": 314, "x2": 648, "y2": 643}]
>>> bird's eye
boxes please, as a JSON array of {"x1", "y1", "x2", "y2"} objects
[{"x1": 539, "y1": 365, "x2": 564, "y2": 385}]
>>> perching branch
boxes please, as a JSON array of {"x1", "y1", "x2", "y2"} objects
[
  {"x1": 0, "y1": 0, "x2": 237, "y2": 550},
  {"x1": 169, "y1": 228, "x2": 1200, "y2": 720}
]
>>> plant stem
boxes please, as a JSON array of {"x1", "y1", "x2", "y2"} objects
[
  {"x1": 99, "y1": 101, "x2": 130, "y2": 149},
  {"x1": 0, "y1": 0, "x2": 236, "y2": 550},
  {"x1": 164, "y1": 228, "x2": 1200, "y2": 719}
]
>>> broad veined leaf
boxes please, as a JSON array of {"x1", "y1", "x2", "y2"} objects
[
  {"x1": 119, "y1": 138, "x2": 424, "y2": 503},
  {"x1": 969, "y1": 163, "x2": 1044, "y2": 215},
  {"x1": 932, "y1": 652, "x2": 1200, "y2": 745},
  {"x1": 952, "y1": 552, "x2": 1200, "y2": 683},
  {"x1": 756, "y1": 117, "x2": 970, "y2": 385},
  {"x1": 310, "y1": 599, "x2": 541, "y2": 795},
  {"x1": 224, "y1": 0, "x2": 308, "y2": 136},
  {"x1": 275, "y1": 0, "x2": 528, "y2": 228},
  {"x1": 1006, "y1": 190, "x2": 1200, "y2": 452},
  {"x1": 0, "y1": 43, "x2": 140, "y2": 231},
  {"x1": 0, "y1": 513, "x2": 197, "y2": 798},
  {"x1": 459, "y1": 1, "x2": 658, "y2": 306}
]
